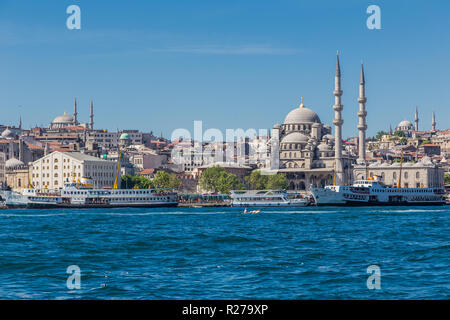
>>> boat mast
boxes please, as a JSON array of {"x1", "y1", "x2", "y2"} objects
[
  {"x1": 113, "y1": 148, "x2": 122, "y2": 189},
  {"x1": 397, "y1": 151, "x2": 403, "y2": 188}
]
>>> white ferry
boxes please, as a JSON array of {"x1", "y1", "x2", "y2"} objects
[
  {"x1": 230, "y1": 190, "x2": 308, "y2": 207},
  {"x1": 310, "y1": 176, "x2": 445, "y2": 206},
  {"x1": 5, "y1": 178, "x2": 178, "y2": 209}
]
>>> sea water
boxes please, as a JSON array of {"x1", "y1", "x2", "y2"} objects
[{"x1": 0, "y1": 206, "x2": 448, "y2": 299}]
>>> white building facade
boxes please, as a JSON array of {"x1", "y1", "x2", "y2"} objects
[{"x1": 31, "y1": 151, "x2": 117, "y2": 189}]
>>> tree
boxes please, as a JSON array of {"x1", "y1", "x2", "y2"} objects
[
  {"x1": 420, "y1": 139, "x2": 432, "y2": 145},
  {"x1": 120, "y1": 174, "x2": 154, "y2": 189},
  {"x1": 375, "y1": 130, "x2": 387, "y2": 140},
  {"x1": 394, "y1": 130, "x2": 406, "y2": 137},
  {"x1": 152, "y1": 171, "x2": 181, "y2": 189},
  {"x1": 199, "y1": 166, "x2": 243, "y2": 193},
  {"x1": 245, "y1": 170, "x2": 268, "y2": 190},
  {"x1": 266, "y1": 173, "x2": 289, "y2": 190},
  {"x1": 398, "y1": 138, "x2": 408, "y2": 145},
  {"x1": 445, "y1": 173, "x2": 450, "y2": 185}
]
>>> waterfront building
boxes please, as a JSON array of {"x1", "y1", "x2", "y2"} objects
[
  {"x1": 30, "y1": 151, "x2": 117, "y2": 189},
  {"x1": 353, "y1": 156, "x2": 444, "y2": 188}
]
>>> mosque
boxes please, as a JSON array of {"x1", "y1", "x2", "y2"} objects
[
  {"x1": 49, "y1": 98, "x2": 94, "y2": 130},
  {"x1": 271, "y1": 54, "x2": 360, "y2": 190}
]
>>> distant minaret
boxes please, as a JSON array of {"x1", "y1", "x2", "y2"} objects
[
  {"x1": 333, "y1": 52, "x2": 344, "y2": 184},
  {"x1": 18, "y1": 116, "x2": 22, "y2": 130},
  {"x1": 90, "y1": 100, "x2": 94, "y2": 129},
  {"x1": 432, "y1": 111, "x2": 436, "y2": 131},
  {"x1": 414, "y1": 106, "x2": 419, "y2": 131},
  {"x1": 357, "y1": 63, "x2": 367, "y2": 164},
  {"x1": 389, "y1": 124, "x2": 393, "y2": 135},
  {"x1": 73, "y1": 98, "x2": 78, "y2": 125}
]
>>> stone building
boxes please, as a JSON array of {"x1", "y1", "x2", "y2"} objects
[
  {"x1": 30, "y1": 151, "x2": 117, "y2": 189},
  {"x1": 353, "y1": 156, "x2": 444, "y2": 188}
]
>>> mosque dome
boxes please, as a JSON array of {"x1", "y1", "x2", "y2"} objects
[
  {"x1": 1, "y1": 127, "x2": 14, "y2": 139},
  {"x1": 5, "y1": 158, "x2": 25, "y2": 169},
  {"x1": 284, "y1": 99, "x2": 321, "y2": 124},
  {"x1": 397, "y1": 120, "x2": 413, "y2": 129},
  {"x1": 120, "y1": 133, "x2": 130, "y2": 140},
  {"x1": 52, "y1": 112, "x2": 74, "y2": 124},
  {"x1": 281, "y1": 132, "x2": 309, "y2": 144}
]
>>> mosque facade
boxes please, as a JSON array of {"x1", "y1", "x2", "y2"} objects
[{"x1": 270, "y1": 54, "x2": 356, "y2": 191}]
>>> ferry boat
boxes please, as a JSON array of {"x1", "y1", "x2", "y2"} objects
[
  {"x1": 310, "y1": 176, "x2": 445, "y2": 206},
  {"x1": 4, "y1": 177, "x2": 178, "y2": 209},
  {"x1": 230, "y1": 190, "x2": 308, "y2": 207}
]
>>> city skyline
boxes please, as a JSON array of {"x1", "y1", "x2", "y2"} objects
[{"x1": 1, "y1": 1, "x2": 449, "y2": 138}]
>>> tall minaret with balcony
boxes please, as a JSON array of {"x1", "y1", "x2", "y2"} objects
[
  {"x1": 414, "y1": 106, "x2": 419, "y2": 131},
  {"x1": 357, "y1": 63, "x2": 367, "y2": 164},
  {"x1": 333, "y1": 52, "x2": 344, "y2": 184},
  {"x1": 432, "y1": 111, "x2": 436, "y2": 131},
  {"x1": 90, "y1": 100, "x2": 94, "y2": 129},
  {"x1": 73, "y1": 97, "x2": 78, "y2": 125}
]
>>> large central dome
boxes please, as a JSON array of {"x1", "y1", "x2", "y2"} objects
[
  {"x1": 284, "y1": 99, "x2": 321, "y2": 124},
  {"x1": 52, "y1": 112, "x2": 74, "y2": 124}
]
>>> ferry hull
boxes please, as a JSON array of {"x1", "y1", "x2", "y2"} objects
[
  {"x1": 315, "y1": 201, "x2": 445, "y2": 207},
  {"x1": 6, "y1": 202, "x2": 179, "y2": 209}
]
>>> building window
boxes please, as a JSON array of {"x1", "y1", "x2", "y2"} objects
[{"x1": 416, "y1": 172, "x2": 420, "y2": 179}]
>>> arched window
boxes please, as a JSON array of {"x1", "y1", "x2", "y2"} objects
[
  {"x1": 416, "y1": 172, "x2": 420, "y2": 179},
  {"x1": 393, "y1": 172, "x2": 397, "y2": 180},
  {"x1": 404, "y1": 172, "x2": 408, "y2": 179}
]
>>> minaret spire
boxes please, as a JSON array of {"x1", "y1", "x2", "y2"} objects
[
  {"x1": 414, "y1": 106, "x2": 419, "y2": 131},
  {"x1": 73, "y1": 97, "x2": 78, "y2": 125},
  {"x1": 432, "y1": 111, "x2": 436, "y2": 131},
  {"x1": 18, "y1": 115, "x2": 22, "y2": 130},
  {"x1": 333, "y1": 52, "x2": 344, "y2": 184},
  {"x1": 357, "y1": 63, "x2": 367, "y2": 164},
  {"x1": 90, "y1": 100, "x2": 94, "y2": 130}
]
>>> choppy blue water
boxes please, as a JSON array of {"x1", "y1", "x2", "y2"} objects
[{"x1": 0, "y1": 206, "x2": 448, "y2": 299}]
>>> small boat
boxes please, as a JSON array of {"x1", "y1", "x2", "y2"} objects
[{"x1": 240, "y1": 208, "x2": 260, "y2": 214}]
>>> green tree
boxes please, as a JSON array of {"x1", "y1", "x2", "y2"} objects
[
  {"x1": 399, "y1": 138, "x2": 408, "y2": 145},
  {"x1": 266, "y1": 173, "x2": 289, "y2": 190},
  {"x1": 245, "y1": 170, "x2": 268, "y2": 190},
  {"x1": 120, "y1": 174, "x2": 154, "y2": 189},
  {"x1": 152, "y1": 171, "x2": 181, "y2": 189},
  {"x1": 375, "y1": 130, "x2": 387, "y2": 140},
  {"x1": 199, "y1": 166, "x2": 243, "y2": 193},
  {"x1": 394, "y1": 130, "x2": 406, "y2": 137},
  {"x1": 444, "y1": 173, "x2": 450, "y2": 185},
  {"x1": 420, "y1": 139, "x2": 432, "y2": 145}
]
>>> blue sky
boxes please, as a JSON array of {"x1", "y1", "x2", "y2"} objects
[{"x1": 0, "y1": 0, "x2": 449, "y2": 138}]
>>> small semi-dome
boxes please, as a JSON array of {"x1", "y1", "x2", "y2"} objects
[
  {"x1": 120, "y1": 133, "x2": 130, "y2": 140},
  {"x1": 317, "y1": 143, "x2": 332, "y2": 151},
  {"x1": 52, "y1": 112, "x2": 74, "y2": 124},
  {"x1": 281, "y1": 132, "x2": 309, "y2": 144},
  {"x1": 283, "y1": 98, "x2": 321, "y2": 124},
  {"x1": 5, "y1": 157, "x2": 25, "y2": 169},
  {"x1": 1, "y1": 127, "x2": 14, "y2": 139}
]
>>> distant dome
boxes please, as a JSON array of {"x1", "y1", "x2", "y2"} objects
[
  {"x1": 397, "y1": 120, "x2": 413, "y2": 129},
  {"x1": 52, "y1": 112, "x2": 74, "y2": 124},
  {"x1": 323, "y1": 134, "x2": 334, "y2": 141},
  {"x1": 284, "y1": 100, "x2": 321, "y2": 124},
  {"x1": 120, "y1": 133, "x2": 130, "y2": 140},
  {"x1": 1, "y1": 128, "x2": 14, "y2": 139},
  {"x1": 5, "y1": 157, "x2": 24, "y2": 169},
  {"x1": 281, "y1": 132, "x2": 309, "y2": 144}
]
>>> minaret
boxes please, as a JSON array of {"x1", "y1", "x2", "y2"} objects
[
  {"x1": 389, "y1": 124, "x2": 393, "y2": 135},
  {"x1": 333, "y1": 52, "x2": 344, "y2": 184},
  {"x1": 432, "y1": 111, "x2": 436, "y2": 131},
  {"x1": 73, "y1": 98, "x2": 78, "y2": 125},
  {"x1": 90, "y1": 100, "x2": 94, "y2": 129},
  {"x1": 414, "y1": 106, "x2": 419, "y2": 131},
  {"x1": 18, "y1": 116, "x2": 22, "y2": 130},
  {"x1": 357, "y1": 63, "x2": 367, "y2": 164}
]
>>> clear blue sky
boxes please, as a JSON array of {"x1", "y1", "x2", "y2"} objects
[{"x1": 0, "y1": 0, "x2": 449, "y2": 138}]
